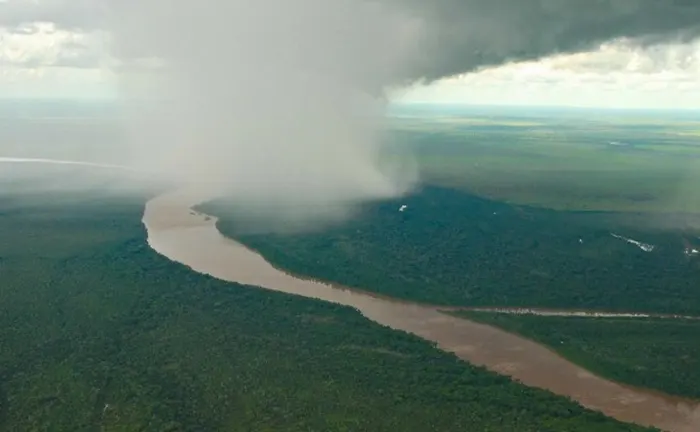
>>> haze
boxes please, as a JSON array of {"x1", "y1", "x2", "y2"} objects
[
  {"x1": 110, "y1": 0, "x2": 422, "y2": 214},
  {"x1": 2, "y1": 0, "x2": 700, "y2": 227}
]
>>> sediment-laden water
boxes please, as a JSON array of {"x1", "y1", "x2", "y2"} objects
[{"x1": 143, "y1": 188, "x2": 700, "y2": 432}]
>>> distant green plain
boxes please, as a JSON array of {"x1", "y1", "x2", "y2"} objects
[{"x1": 390, "y1": 111, "x2": 700, "y2": 213}]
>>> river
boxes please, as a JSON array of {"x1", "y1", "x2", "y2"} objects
[{"x1": 143, "y1": 188, "x2": 700, "y2": 432}]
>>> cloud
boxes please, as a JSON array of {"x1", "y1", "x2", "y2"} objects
[
  {"x1": 394, "y1": 37, "x2": 700, "y2": 109},
  {"x1": 545, "y1": 38, "x2": 700, "y2": 74},
  {"x1": 3, "y1": 1, "x2": 700, "y2": 85},
  {"x1": 0, "y1": 22, "x2": 106, "y2": 69},
  {"x1": 3, "y1": 0, "x2": 700, "y2": 229},
  {"x1": 392, "y1": 0, "x2": 700, "y2": 84},
  {"x1": 0, "y1": 0, "x2": 101, "y2": 31}
]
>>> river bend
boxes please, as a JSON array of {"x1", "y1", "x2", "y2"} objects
[{"x1": 143, "y1": 188, "x2": 700, "y2": 432}]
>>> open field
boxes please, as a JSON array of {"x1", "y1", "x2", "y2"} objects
[
  {"x1": 0, "y1": 189, "x2": 653, "y2": 431},
  {"x1": 456, "y1": 311, "x2": 700, "y2": 400},
  {"x1": 388, "y1": 105, "x2": 700, "y2": 213}
]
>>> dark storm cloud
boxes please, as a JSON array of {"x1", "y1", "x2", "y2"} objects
[
  {"x1": 4, "y1": 0, "x2": 700, "y2": 83},
  {"x1": 394, "y1": 0, "x2": 700, "y2": 83}
]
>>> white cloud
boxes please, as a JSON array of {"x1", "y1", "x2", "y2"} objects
[
  {"x1": 0, "y1": 20, "x2": 115, "y2": 98},
  {"x1": 547, "y1": 38, "x2": 699, "y2": 74},
  {"x1": 0, "y1": 21, "x2": 106, "y2": 68}
]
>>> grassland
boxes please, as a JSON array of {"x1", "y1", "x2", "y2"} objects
[
  {"x1": 456, "y1": 312, "x2": 700, "y2": 400},
  {"x1": 389, "y1": 107, "x2": 700, "y2": 213},
  {"x1": 0, "y1": 189, "x2": 654, "y2": 431}
]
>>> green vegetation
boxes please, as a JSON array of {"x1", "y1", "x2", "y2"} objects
[
  {"x1": 0, "y1": 190, "x2": 652, "y2": 431},
  {"x1": 389, "y1": 107, "x2": 700, "y2": 213},
  {"x1": 207, "y1": 186, "x2": 700, "y2": 314},
  {"x1": 201, "y1": 108, "x2": 700, "y2": 407},
  {"x1": 455, "y1": 312, "x2": 700, "y2": 400}
]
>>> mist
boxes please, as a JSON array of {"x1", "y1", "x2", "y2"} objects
[
  {"x1": 105, "y1": 0, "x2": 422, "y2": 229},
  {"x1": 2, "y1": 0, "x2": 700, "y2": 228},
  {"x1": 105, "y1": 0, "x2": 700, "y2": 212}
]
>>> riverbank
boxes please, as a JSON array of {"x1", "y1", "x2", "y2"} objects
[
  {"x1": 143, "y1": 188, "x2": 700, "y2": 432},
  {"x1": 457, "y1": 310, "x2": 700, "y2": 400},
  {"x1": 5, "y1": 189, "x2": 624, "y2": 431},
  {"x1": 206, "y1": 185, "x2": 700, "y2": 315}
]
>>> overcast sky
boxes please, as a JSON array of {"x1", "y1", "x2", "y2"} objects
[
  {"x1": 394, "y1": 38, "x2": 700, "y2": 110},
  {"x1": 1, "y1": 1, "x2": 699, "y2": 109}
]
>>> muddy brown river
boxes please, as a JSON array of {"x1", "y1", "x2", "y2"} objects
[{"x1": 143, "y1": 188, "x2": 700, "y2": 432}]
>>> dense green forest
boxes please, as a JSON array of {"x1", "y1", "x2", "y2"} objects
[
  {"x1": 457, "y1": 312, "x2": 700, "y2": 400},
  {"x1": 0, "y1": 191, "x2": 652, "y2": 431},
  {"x1": 206, "y1": 186, "x2": 700, "y2": 315}
]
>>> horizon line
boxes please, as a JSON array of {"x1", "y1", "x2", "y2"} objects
[{"x1": 1, "y1": 97, "x2": 698, "y2": 114}]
